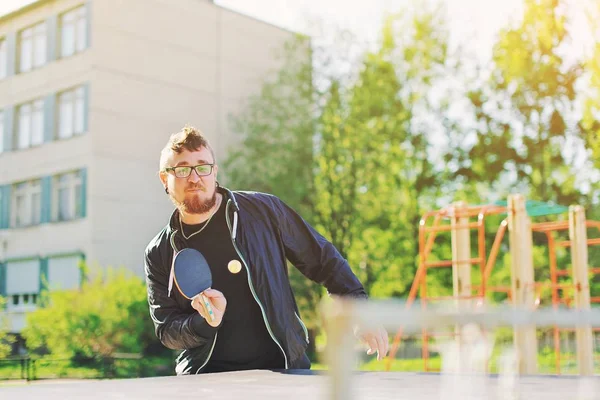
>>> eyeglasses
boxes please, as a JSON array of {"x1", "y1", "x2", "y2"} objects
[{"x1": 164, "y1": 164, "x2": 214, "y2": 178}]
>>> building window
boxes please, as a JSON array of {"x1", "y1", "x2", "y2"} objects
[
  {"x1": 16, "y1": 99, "x2": 44, "y2": 149},
  {"x1": 60, "y1": 6, "x2": 87, "y2": 58},
  {"x1": 6, "y1": 259, "x2": 40, "y2": 311},
  {"x1": 12, "y1": 180, "x2": 42, "y2": 227},
  {"x1": 53, "y1": 171, "x2": 83, "y2": 221},
  {"x1": 19, "y1": 22, "x2": 47, "y2": 73},
  {"x1": 58, "y1": 87, "x2": 85, "y2": 139},
  {"x1": 48, "y1": 255, "x2": 82, "y2": 290},
  {"x1": 0, "y1": 38, "x2": 7, "y2": 79}
]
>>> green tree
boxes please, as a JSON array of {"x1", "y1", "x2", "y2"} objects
[
  {"x1": 223, "y1": 35, "x2": 315, "y2": 218},
  {"x1": 0, "y1": 296, "x2": 15, "y2": 358},
  {"x1": 315, "y1": 7, "x2": 455, "y2": 298},
  {"x1": 22, "y1": 267, "x2": 156, "y2": 359},
  {"x1": 459, "y1": 0, "x2": 586, "y2": 206}
]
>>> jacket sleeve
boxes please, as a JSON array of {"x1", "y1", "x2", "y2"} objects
[
  {"x1": 144, "y1": 248, "x2": 218, "y2": 350},
  {"x1": 271, "y1": 196, "x2": 368, "y2": 299}
]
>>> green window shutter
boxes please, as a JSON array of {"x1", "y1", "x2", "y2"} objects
[
  {"x1": 79, "y1": 168, "x2": 87, "y2": 218},
  {"x1": 0, "y1": 185, "x2": 11, "y2": 229},
  {"x1": 79, "y1": 253, "x2": 86, "y2": 286},
  {"x1": 6, "y1": 32, "x2": 16, "y2": 77},
  {"x1": 46, "y1": 15, "x2": 58, "y2": 62},
  {"x1": 44, "y1": 94, "x2": 56, "y2": 143},
  {"x1": 41, "y1": 176, "x2": 52, "y2": 223},
  {"x1": 3, "y1": 106, "x2": 14, "y2": 152},
  {"x1": 83, "y1": 83, "x2": 90, "y2": 132},
  {"x1": 39, "y1": 258, "x2": 49, "y2": 293},
  {"x1": 0, "y1": 263, "x2": 6, "y2": 298}
]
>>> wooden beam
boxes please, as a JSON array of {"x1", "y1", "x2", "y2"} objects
[
  {"x1": 507, "y1": 194, "x2": 538, "y2": 374},
  {"x1": 569, "y1": 205, "x2": 594, "y2": 376}
]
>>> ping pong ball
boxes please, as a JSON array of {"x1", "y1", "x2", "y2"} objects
[{"x1": 228, "y1": 260, "x2": 242, "y2": 274}]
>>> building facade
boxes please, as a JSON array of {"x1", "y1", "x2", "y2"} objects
[{"x1": 0, "y1": 0, "x2": 296, "y2": 332}]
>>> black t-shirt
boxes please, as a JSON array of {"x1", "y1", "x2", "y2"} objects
[{"x1": 181, "y1": 197, "x2": 285, "y2": 373}]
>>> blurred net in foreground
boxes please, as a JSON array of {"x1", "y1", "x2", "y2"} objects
[{"x1": 322, "y1": 299, "x2": 600, "y2": 400}]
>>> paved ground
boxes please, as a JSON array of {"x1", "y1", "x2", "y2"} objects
[{"x1": 1, "y1": 370, "x2": 599, "y2": 399}]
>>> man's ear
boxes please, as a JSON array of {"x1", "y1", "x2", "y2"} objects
[{"x1": 159, "y1": 171, "x2": 168, "y2": 187}]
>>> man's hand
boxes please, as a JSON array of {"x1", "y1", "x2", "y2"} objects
[
  {"x1": 191, "y1": 288, "x2": 227, "y2": 327},
  {"x1": 356, "y1": 326, "x2": 389, "y2": 361}
]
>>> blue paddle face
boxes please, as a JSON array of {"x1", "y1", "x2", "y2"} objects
[{"x1": 173, "y1": 248, "x2": 212, "y2": 300}]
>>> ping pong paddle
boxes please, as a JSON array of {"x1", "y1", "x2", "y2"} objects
[{"x1": 173, "y1": 248, "x2": 215, "y2": 323}]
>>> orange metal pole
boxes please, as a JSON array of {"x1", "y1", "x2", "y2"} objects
[
  {"x1": 421, "y1": 275, "x2": 429, "y2": 371},
  {"x1": 478, "y1": 211, "x2": 487, "y2": 297},
  {"x1": 586, "y1": 220, "x2": 600, "y2": 230},
  {"x1": 422, "y1": 222, "x2": 481, "y2": 233},
  {"x1": 425, "y1": 258, "x2": 482, "y2": 268},
  {"x1": 387, "y1": 204, "x2": 509, "y2": 372},
  {"x1": 387, "y1": 212, "x2": 442, "y2": 370},
  {"x1": 422, "y1": 214, "x2": 443, "y2": 265},
  {"x1": 483, "y1": 219, "x2": 508, "y2": 285},
  {"x1": 532, "y1": 221, "x2": 570, "y2": 232}
]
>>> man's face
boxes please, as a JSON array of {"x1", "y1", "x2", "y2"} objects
[{"x1": 160, "y1": 146, "x2": 219, "y2": 214}]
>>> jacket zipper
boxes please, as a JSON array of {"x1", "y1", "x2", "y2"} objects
[
  {"x1": 295, "y1": 312, "x2": 309, "y2": 344},
  {"x1": 196, "y1": 332, "x2": 218, "y2": 373},
  {"x1": 225, "y1": 199, "x2": 289, "y2": 369}
]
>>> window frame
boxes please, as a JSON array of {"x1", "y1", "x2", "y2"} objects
[
  {"x1": 0, "y1": 37, "x2": 7, "y2": 79},
  {"x1": 5, "y1": 258, "x2": 41, "y2": 312},
  {"x1": 11, "y1": 179, "x2": 42, "y2": 228},
  {"x1": 16, "y1": 98, "x2": 44, "y2": 150},
  {"x1": 52, "y1": 170, "x2": 83, "y2": 222},
  {"x1": 59, "y1": 6, "x2": 88, "y2": 59},
  {"x1": 18, "y1": 21, "x2": 47, "y2": 73},
  {"x1": 57, "y1": 86, "x2": 86, "y2": 139}
]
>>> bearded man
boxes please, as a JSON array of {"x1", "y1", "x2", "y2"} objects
[{"x1": 144, "y1": 126, "x2": 388, "y2": 375}]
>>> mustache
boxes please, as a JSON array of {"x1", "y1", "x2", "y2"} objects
[{"x1": 186, "y1": 184, "x2": 206, "y2": 191}]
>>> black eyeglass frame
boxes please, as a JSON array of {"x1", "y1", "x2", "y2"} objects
[{"x1": 163, "y1": 164, "x2": 215, "y2": 178}]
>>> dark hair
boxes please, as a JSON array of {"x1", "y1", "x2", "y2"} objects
[{"x1": 159, "y1": 125, "x2": 215, "y2": 170}]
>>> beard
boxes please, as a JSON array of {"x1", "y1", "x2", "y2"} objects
[{"x1": 170, "y1": 184, "x2": 217, "y2": 214}]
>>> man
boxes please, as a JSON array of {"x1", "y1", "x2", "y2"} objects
[{"x1": 144, "y1": 126, "x2": 388, "y2": 375}]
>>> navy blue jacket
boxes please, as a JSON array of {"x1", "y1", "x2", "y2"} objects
[{"x1": 144, "y1": 186, "x2": 367, "y2": 374}]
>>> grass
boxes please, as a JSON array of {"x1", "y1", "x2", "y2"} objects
[{"x1": 0, "y1": 356, "x2": 174, "y2": 381}]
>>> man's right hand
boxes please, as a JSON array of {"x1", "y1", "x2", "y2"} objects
[{"x1": 191, "y1": 288, "x2": 227, "y2": 327}]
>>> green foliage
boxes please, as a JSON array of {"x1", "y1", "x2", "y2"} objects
[
  {"x1": 458, "y1": 0, "x2": 589, "y2": 206},
  {"x1": 21, "y1": 267, "x2": 156, "y2": 358},
  {"x1": 582, "y1": 41, "x2": 600, "y2": 171},
  {"x1": 0, "y1": 297, "x2": 15, "y2": 358},
  {"x1": 314, "y1": 5, "x2": 455, "y2": 298},
  {"x1": 223, "y1": 34, "x2": 315, "y2": 219}
]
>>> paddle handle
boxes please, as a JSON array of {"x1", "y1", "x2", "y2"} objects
[{"x1": 200, "y1": 293, "x2": 215, "y2": 323}]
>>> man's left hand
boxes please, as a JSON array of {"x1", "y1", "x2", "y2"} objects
[{"x1": 357, "y1": 326, "x2": 389, "y2": 361}]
